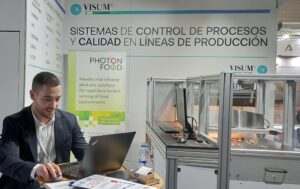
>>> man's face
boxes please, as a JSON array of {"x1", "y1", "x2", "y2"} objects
[{"x1": 30, "y1": 84, "x2": 62, "y2": 122}]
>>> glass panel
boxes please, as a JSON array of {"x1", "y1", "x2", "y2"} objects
[
  {"x1": 231, "y1": 79, "x2": 285, "y2": 151},
  {"x1": 146, "y1": 80, "x2": 151, "y2": 125},
  {"x1": 186, "y1": 80, "x2": 201, "y2": 133},
  {"x1": 294, "y1": 81, "x2": 300, "y2": 150},
  {"x1": 273, "y1": 82, "x2": 284, "y2": 126},
  {"x1": 207, "y1": 81, "x2": 220, "y2": 141},
  {"x1": 232, "y1": 79, "x2": 256, "y2": 109}
]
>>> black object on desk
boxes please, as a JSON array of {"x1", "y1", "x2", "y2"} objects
[
  {"x1": 159, "y1": 124, "x2": 180, "y2": 133},
  {"x1": 106, "y1": 170, "x2": 130, "y2": 180},
  {"x1": 60, "y1": 132, "x2": 136, "y2": 179},
  {"x1": 176, "y1": 137, "x2": 187, "y2": 143}
]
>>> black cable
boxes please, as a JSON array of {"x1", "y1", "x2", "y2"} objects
[
  {"x1": 264, "y1": 119, "x2": 270, "y2": 128},
  {"x1": 187, "y1": 116, "x2": 198, "y2": 133}
]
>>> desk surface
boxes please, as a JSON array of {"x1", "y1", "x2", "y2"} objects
[
  {"x1": 40, "y1": 172, "x2": 164, "y2": 189},
  {"x1": 39, "y1": 163, "x2": 164, "y2": 188},
  {"x1": 153, "y1": 173, "x2": 164, "y2": 189},
  {"x1": 152, "y1": 123, "x2": 218, "y2": 149}
]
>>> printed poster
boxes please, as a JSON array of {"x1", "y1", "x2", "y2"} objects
[{"x1": 68, "y1": 51, "x2": 126, "y2": 127}]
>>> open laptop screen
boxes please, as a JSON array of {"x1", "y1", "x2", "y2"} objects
[
  {"x1": 81, "y1": 131, "x2": 136, "y2": 174},
  {"x1": 61, "y1": 131, "x2": 136, "y2": 179}
]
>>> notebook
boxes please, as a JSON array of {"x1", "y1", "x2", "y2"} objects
[{"x1": 59, "y1": 131, "x2": 136, "y2": 179}]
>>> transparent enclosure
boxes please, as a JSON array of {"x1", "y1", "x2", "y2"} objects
[
  {"x1": 148, "y1": 74, "x2": 300, "y2": 189},
  {"x1": 230, "y1": 79, "x2": 285, "y2": 150},
  {"x1": 186, "y1": 77, "x2": 201, "y2": 133},
  {"x1": 148, "y1": 75, "x2": 300, "y2": 152},
  {"x1": 146, "y1": 78, "x2": 185, "y2": 127},
  {"x1": 187, "y1": 76, "x2": 221, "y2": 143},
  {"x1": 192, "y1": 74, "x2": 300, "y2": 152},
  {"x1": 231, "y1": 77, "x2": 300, "y2": 151}
]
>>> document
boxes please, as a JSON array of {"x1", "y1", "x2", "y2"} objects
[
  {"x1": 43, "y1": 180, "x2": 74, "y2": 189},
  {"x1": 71, "y1": 174, "x2": 156, "y2": 189},
  {"x1": 135, "y1": 166, "x2": 152, "y2": 176}
]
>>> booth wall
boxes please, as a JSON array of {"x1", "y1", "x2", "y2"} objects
[
  {"x1": 0, "y1": 0, "x2": 26, "y2": 133},
  {"x1": 64, "y1": 0, "x2": 278, "y2": 165}
]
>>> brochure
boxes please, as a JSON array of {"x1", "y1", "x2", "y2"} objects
[
  {"x1": 43, "y1": 180, "x2": 74, "y2": 189},
  {"x1": 71, "y1": 174, "x2": 156, "y2": 189}
]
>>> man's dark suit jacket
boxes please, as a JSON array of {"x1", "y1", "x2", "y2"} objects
[{"x1": 0, "y1": 106, "x2": 88, "y2": 189}]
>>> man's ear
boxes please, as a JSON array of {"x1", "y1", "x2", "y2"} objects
[{"x1": 30, "y1": 90, "x2": 35, "y2": 100}]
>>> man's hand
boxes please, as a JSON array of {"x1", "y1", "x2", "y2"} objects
[{"x1": 36, "y1": 162, "x2": 62, "y2": 182}]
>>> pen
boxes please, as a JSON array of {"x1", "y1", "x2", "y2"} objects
[{"x1": 68, "y1": 180, "x2": 75, "y2": 187}]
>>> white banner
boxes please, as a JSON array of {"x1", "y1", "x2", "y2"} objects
[{"x1": 65, "y1": 0, "x2": 277, "y2": 74}]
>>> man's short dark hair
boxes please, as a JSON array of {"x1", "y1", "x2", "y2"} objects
[{"x1": 32, "y1": 72, "x2": 60, "y2": 91}]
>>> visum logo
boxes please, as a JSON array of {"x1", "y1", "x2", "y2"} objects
[
  {"x1": 83, "y1": 3, "x2": 113, "y2": 15},
  {"x1": 70, "y1": 4, "x2": 81, "y2": 15},
  {"x1": 84, "y1": 3, "x2": 112, "y2": 11},
  {"x1": 229, "y1": 65, "x2": 254, "y2": 73},
  {"x1": 257, "y1": 65, "x2": 268, "y2": 74}
]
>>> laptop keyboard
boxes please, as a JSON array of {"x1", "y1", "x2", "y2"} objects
[
  {"x1": 159, "y1": 124, "x2": 180, "y2": 133},
  {"x1": 60, "y1": 163, "x2": 81, "y2": 179}
]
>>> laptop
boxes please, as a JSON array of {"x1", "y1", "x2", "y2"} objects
[{"x1": 60, "y1": 131, "x2": 136, "y2": 179}]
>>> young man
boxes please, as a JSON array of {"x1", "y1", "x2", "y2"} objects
[{"x1": 0, "y1": 72, "x2": 87, "y2": 189}]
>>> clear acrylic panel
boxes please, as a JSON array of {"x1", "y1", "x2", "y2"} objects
[
  {"x1": 231, "y1": 79, "x2": 286, "y2": 151},
  {"x1": 186, "y1": 79, "x2": 201, "y2": 132},
  {"x1": 207, "y1": 81, "x2": 220, "y2": 141},
  {"x1": 294, "y1": 81, "x2": 300, "y2": 150}
]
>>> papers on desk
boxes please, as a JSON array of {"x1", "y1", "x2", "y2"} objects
[
  {"x1": 43, "y1": 180, "x2": 74, "y2": 189},
  {"x1": 71, "y1": 174, "x2": 156, "y2": 189},
  {"x1": 135, "y1": 166, "x2": 152, "y2": 176}
]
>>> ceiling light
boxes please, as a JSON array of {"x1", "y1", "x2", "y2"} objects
[{"x1": 282, "y1": 34, "x2": 290, "y2": 39}]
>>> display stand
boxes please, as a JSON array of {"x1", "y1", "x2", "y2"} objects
[{"x1": 146, "y1": 74, "x2": 300, "y2": 189}]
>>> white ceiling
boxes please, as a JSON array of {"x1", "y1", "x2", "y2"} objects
[
  {"x1": 278, "y1": 0, "x2": 300, "y2": 36},
  {"x1": 278, "y1": 0, "x2": 300, "y2": 23}
]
